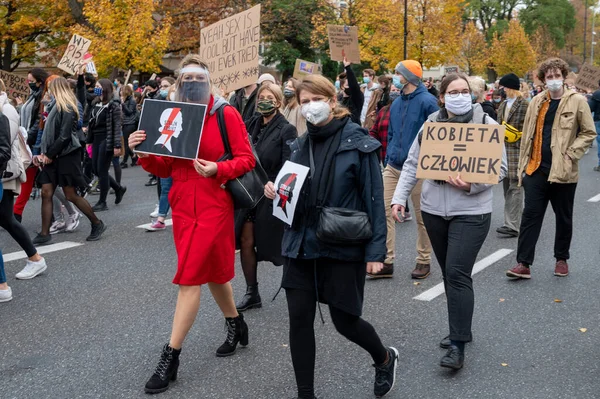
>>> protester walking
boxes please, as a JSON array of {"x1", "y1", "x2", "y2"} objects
[
  {"x1": 506, "y1": 58, "x2": 596, "y2": 279},
  {"x1": 121, "y1": 85, "x2": 139, "y2": 168},
  {"x1": 269, "y1": 75, "x2": 398, "y2": 399},
  {"x1": 392, "y1": 73, "x2": 507, "y2": 370},
  {"x1": 282, "y1": 78, "x2": 307, "y2": 136},
  {"x1": 369, "y1": 84, "x2": 401, "y2": 164},
  {"x1": 495, "y1": 73, "x2": 529, "y2": 237},
  {"x1": 128, "y1": 54, "x2": 256, "y2": 394},
  {"x1": 339, "y1": 57, "x2": 364, "y2": 125},
  {"x1": 360, "y1": 69, "x2": 381, "y2": 128},
  {"x1": 235, "y1": 82, "x2": 297, "y2": 311}
]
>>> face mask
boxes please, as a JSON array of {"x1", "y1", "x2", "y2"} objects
[
  {"x1": 160, "y1": 89, "x2": 168, "y2": 98},
  {"x1": 29, "y1": 82, "x2": 38, "y2": 91},
  {"x1": 94, "y1": 87, "x2": 102, "y2": 97},
  {"x1": 301, "y1": 101, "x2": 331, "y2": 125},
  {"x1": 283, "y1": 89, "x2": 295, "y2": 99},
  {"x1": 493, "y1": 98, "x2": 502, "y2": 103},
  {"x1": 133, "y1": 84, "x2": 139, "y2": 90},
  {"x1": 392, "y1": 76, "x2": 404, "y2": 90},
  {"x1": 389, "y1": 92, "x2": 401, "y2": 102},
  {"x1": 335, "y1": 81, "x2": 340, "y2": 90},
  {"x1": 257, "y1": 99, "x2": 277, "y2": 116},
  {"x1": 546, "y1": 79, "x2": 563, "y2": 92},
  {"x1": 114, "y1": 81, "x2": 118, "y2": 87},
  {"x1": 169, "y1": 92, "x2": 175, "y2": 101},
  {"x1": 363, "y1": 77, "x2": 371, "y2": 84},
  {"x1": 181, "y1": 81, "x2": 210, "y2": 103},
  {"x1": 444, "y1": 93, "x2": 472, "y2": 115},
  {"x1": 471, "y1": 93, "x2": 477, "y2": 102}
]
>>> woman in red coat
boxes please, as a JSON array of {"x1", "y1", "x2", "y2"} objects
[{"x1": 128, "y1": 55, "x2": 256, "y2": 394}]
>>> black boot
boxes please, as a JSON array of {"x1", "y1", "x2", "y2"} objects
[
  {"x1": 144, "y1": 344, "x2": 181, "y2": 394},
  {"x1": 235, "y1": 284, "x2": 262, "y2": 311},
  {"x1": 216, "y1": 313, "x2": 249, "y2": 357}
]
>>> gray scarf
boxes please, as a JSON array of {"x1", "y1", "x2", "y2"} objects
[{"x1": 40, "y1": 100, "x2": 58, "y2": 155}]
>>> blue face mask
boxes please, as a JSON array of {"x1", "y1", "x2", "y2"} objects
[
  {"x1": 363, "y1": 77, "x2": 371, "y2": 84},
  {"x1": 471, "y1": 93, "x2": 477, "y2": 102},
  {"x1": 160, "y1": 89, "x2": 168, "y2": 98},
  {"x1": 335, "y1": 81, "x2": 341, "y2": 90},
  {"x1": 389, "y1": 92, "x2": 401, "y2": 102},
  {"x1": 493, "y1": 98, "x2": 501, "y2": 103},
  {"x1": 392, "y1": 75, "x2": 404, "y2": 90},
  {"x1": 94, "y1": 87, "x2": 102, "y2": 97}
]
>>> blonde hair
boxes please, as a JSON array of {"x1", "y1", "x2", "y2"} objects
[
  {"x1": 48, "y1": 77, "x2": 80, "y2": 119},
  {"x1": 296, "y1": 75, "x2": 351, "y2": 119},
  {"x1": 467, "y1": 76, "x2": 486, "y2": 102},
  {"x1": 174, "y1": 54, "x2": 214, "y2": 102},
  {"x1": 0, "y1": 79, "x2": 5, "y2": 93},
  {"x1": 257, "y1": 82, "x2": 283, "y2": 106},
  {"x1": 505, "y1": 88, "x2": 523, "y2": 98}
]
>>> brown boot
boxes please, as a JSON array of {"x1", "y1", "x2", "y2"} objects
[
  {"x1": 411, "y1": 263, "x2": 430, "y2": 279},
  {"x1": 367, "y1": 263, "x2": 394, "y2": 279}
]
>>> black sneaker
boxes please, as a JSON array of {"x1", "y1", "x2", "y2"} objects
[
  {"x1": 92, "y1": 201, "x2": 108, "y2": 212},
  {"x1": 86, "y1": 221, "x2": 106, "y2": 241},
  {"x1": 496, "y1": 226, "x2": 519, "y2": 237},
  {"x1": 120, "y1": 163, "x2": 128, "y2": 169},
  {"x1": 373, "y1": 347, "x2": 399, "y2": 398},
  {"x1": 115, "y1": 186, "x2": 127, "y2": 205},
  {"x1": 33, "y1": 233, "x2": 52, "y2": 245},
  {"x1": 440, "y1": 345, "x2": 464, "y2": 370},
  {"x1": 145, "y1": 177, "x2": 157, "y2": 186}
]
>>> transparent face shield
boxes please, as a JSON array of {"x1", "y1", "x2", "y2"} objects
[{"x1": 174, "y1": 66, "x2": 211, "y2": 104}]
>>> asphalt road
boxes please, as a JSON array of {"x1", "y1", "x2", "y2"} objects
[{"x1": 1, "y1": 150, "x2": 600, "y2": 399}]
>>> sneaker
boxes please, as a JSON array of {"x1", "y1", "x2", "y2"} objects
[
  {"x1": 145, "y1": 177, "x2": 158, "y2": 186},
  {"x1": 120, "y1": 162, "x2": 128, "y2": 169},
  {"x1": 49, "y1": 219, "x2": 66, "y2": 235},
  {"x1": 403, "y1": 212, "x2": 413, "y2": 221},
  {"x1": 150, "y1": 204, "x2": 159, "y2": 218},
  {"x1": 32, "y1": 233, "x2": 52, "y2": 245},
  {"x1": 496, "y1": 226, "x2": 519, "y2": 237},
  {"x1": 92, "y1": 201, "x2": 108, "y2": 212},
  {"x1": 373, "y1": 347, "x2": 399, "y2": 398},
  {"x1": 506, "y1": 263, "x2": 531, "y2": 279},
  {"x1": 593, "y1": 165, "x2": 600, "y2": 172},
  {"x1": 146, "y1": 220, "x2": 166, "y2": 232},
  {"x1": 0, "y1": 287, "x2": 13, "y2": 302},
  {"x1": 411, "y1": 263, "x2": 430, "y2": 279},
  {"x1": 86, "y1": 221, "x2": 107, "y2": 241},
  {"x1": 65, "y1": 212, "x2": 81, "y2": 232},
  {"x1": 554, "y1": 260, "x2": 569, "y2": 277},
  {"x1": 115, "y1": 186, "x2": 127, "y2": 205},
  {"x1": 367, "y1": 263, "x2": 394, "y2": 279},
  {"x1": 15, "y1": 258, "x2": 47, "y2": 280}
]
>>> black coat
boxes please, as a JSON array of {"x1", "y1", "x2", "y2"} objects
[
  {"x1": 231, "y1": 88, "x2": 259, "y2": 124},
  {"x1": 121, "y1": 95, "x2": 138, "y2": 126},
  {"x1": 0, "y1": 113, "x2": 10, "y2": 174},
  {"x1": 340, "y1": 65, "x2": 364, "y2": 125},
  {"x1": 25, "y1": 89, "x2": 43, "y2": 146},
  {"x1": 237, "y1": 113, "x2": 298, "y2": 265},
  {"x1": 481, "y1": 100, "x2": 497, "y2": 121}
]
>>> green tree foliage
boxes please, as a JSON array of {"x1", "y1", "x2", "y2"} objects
[{"x1": 519, "y1": 0, "x2": 576, "y2": 49}]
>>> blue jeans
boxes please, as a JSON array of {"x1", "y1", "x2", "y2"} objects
[
  {"x1": 0, "y1": 181, "x2": 6, "y2": 284},
  {"x1": 158, "y1": 177, "x2": 172, "y2": 217},
  {"x1": 596, "y1": 120, "x2": 600, "y2": 165}
]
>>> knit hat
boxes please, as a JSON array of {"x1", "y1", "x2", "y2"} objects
[
  {"x1": 257, "y1": 73, "x2": 276, "y2": 85},
  {"x1": 394, "y1": 60, "x2": 423, "y2": 86},
  {"x1": 499, "y1": 73, "x2": 520, "y2": 91}
]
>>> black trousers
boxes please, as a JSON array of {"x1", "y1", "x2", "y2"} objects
[
  {"x1": 121, "y1": 124, "x2": 137, "y2": 164},
  {"x1": 0, "y1": 189, "x2": 37, "y2": 257},
  {"x1": 517, "y1": 170, "x2": 577, "y2": 265},
  {"x1": 92, "y1": 137, "x2": 120, "y2": 203},
  {"x1": 286, "y1": 288, "x2": 388, "y2": 398},
  {"x1": 422, "y1": 212, "x2": 491, "y2": 342}
]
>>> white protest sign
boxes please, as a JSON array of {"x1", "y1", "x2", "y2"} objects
[
  {"x1": 58, "y1": 34, "x2": 92, "y2": 75},
  {"x1": 273, "y1": 161, "x2": 310, "y2": 226}
]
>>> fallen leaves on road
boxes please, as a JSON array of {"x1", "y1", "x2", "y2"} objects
[
  {"x1": 413, "y1": 282, "x2": 421, "y2": 286},
  {"x1": 554, "y1": 299, "x2": 563, "y2": 303},
  {"x1": 501, "y1": 363, "x2": 508, "y2": 367},
  {"x1": 499, "y1": 298, "x2": 505, "y2": 302},
  {"x1": 579, "y1": 328, "x2": 587, "y2": 333}
]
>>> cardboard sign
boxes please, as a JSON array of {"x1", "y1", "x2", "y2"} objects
[
  {"x1": 327, "y1": 25, "x2": 360, "y2": 64},
  {"x1": 124, "y1": 69, "x2": 132, "y2": 86},
  {"x1": 199, "y1": 5, "x2": 261, "y2": 92},
  {"x1": 58, "y1": 34, "x2": 92, "y2": 75},
  {"x1": 575, "y1": 64, "x2": 600, "y2": 91},
  {"x1": 135, "y1": 99, "x2": 207, "y2": 160},
  {"x1": 273, "y1": 161, "x2": 310, "y2": 226},
  {"x1": 445, "y1": 65, "x2": 459, "y2": 74},
  {"x1": 293, "y1": 59, "x2": 323, "y2": 80},
  {"x1": 416, "y1": 122, "x2": 505, "y2": 184},
  {"x1": 0, "y1": 70, "x2": 28, "y2": 100}
]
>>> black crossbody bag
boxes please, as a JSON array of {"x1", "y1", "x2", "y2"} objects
[
  {"x1": 308, "y1": 137, "x2": 372, "y2": 245},
  {"x1": 216, "y1": 105, "x2": 268, "y2": 210}
]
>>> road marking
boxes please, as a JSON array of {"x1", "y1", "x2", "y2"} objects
[
  {"x1": 587, "y1": 194, "x2": 600, "y2": 203},
  {"x1": 413, "y1": 248, "x2": 514, "y2": 302},
  {"x1": 3, "y1": 241, "x2": 84, "y2": 263},
  {"x1": 136, "y1": 219, "x2": 173, "y2": 229}
]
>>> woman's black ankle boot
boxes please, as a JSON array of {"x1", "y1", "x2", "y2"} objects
[
  {"x1": 144, "y1": 344, "x2": 181, "y2": 394},
  {"x1": 216, "y1": 313, "x2": 249, "y2": 357},
  {"x1": 235, "y1": 284, "x2": 262, "y2": 311}
]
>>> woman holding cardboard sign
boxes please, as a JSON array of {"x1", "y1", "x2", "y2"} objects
[
  {"x1": 128, "y1": 54, "x2": 256, "y2": 394},
  {"x1": 391, "y1": 73, "x2": 507, "y2": 370}
]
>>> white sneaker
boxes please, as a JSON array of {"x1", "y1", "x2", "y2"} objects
[
  {"x1": 65, "y1": 212, "x2": 81, "y2": 232},
  {"x1": 0, "y1": 287, "x2": 12, "y2": 302},
  {"x1": 15, "y1": 258, "x2": 48, "y2": 280},
  {"x1": 50, "y1": 219, "x2": 66, "y2": 234},
  {"x1": 149, "y1": 204, "x2": 159, "y2": 218}
]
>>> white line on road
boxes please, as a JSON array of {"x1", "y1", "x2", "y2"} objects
[
  {"x1": 136, "y1": 219, "x2": 173, "y2": 229},
  {"x1": 3, "y1": 241, "x2": 84, "y2": 263},
  {"x1": 413, "y1": 248, "x2": 514, "y2": 302},
  {"x1": 587, "y1": 194, "x2": 600, "y2": 203}
]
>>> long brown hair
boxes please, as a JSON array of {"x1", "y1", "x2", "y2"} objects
[{"x1": 295, "y1": 75, "x2": 351, "y2": 119}]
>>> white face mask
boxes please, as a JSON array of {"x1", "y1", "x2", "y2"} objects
[
  {"x1": 301, "y1": 100, "x2": 331, "y2": 125},
  {"x1": 444, "y1": 93, "x2": 472, "y2": 116},
  {"x1": 546, "y1": 79, "x2": 563, "y2": 92}
]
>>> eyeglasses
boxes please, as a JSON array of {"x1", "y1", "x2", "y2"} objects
[{"x1": 446, "y1": 90, "x2": 471, "y2": 98}]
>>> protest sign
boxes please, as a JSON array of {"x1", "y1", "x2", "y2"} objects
[
  {"x1": 124, "y1": 69, "x2": 132, "y2": 86},
  {"x1": 444, "y1": 65, "x2": 459, "y2": 74},
  {"x1": 85, "y1": 56, "x2": 97, "y2": 75},
  {"x1": 327, "y1": 25, "x2": 360, "y2": 64},
  {"x1": 0, "y1": 70, "x2": 28, "y2": 100},
  {"x1": 293, "y1": 59, "x2": 322, "y2": 80},
  {"x1": 416, "y1": 122, "x2": 505, "y2": 184},
  {"x1": 273, "y1": 161, "x2": 310, "y2": 226},
  {"x1": 135, "y1": 99, "x2": 207, "y2": 160},
  {"x1": 575, "y1": 64, "x2": 600, "y2": 91},
  {"x1": 200, "y1": 4, "x2": 261, "y2": 93},
  {"x1": 58, "y1": 34, "x2": 92, "y2": 75}
]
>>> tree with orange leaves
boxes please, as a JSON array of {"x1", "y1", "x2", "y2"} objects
[
  {"x1": 456, "y1": 22, "x2": 489, "y2": 76},
  {"x1": 489, "y1": 19, "x2": 537, "y2": 77}
]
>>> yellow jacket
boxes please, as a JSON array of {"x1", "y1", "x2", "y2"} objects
[{"x1": 518, "y1": 89, "x2": 597, "y2": 185}]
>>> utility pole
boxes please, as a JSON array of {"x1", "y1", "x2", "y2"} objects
[
  {"x1": 592, "y1": 10, "x2": 597, "y2": 65},
  {"x1": 584, "y1": 0, "x2": 588, "y2": 63},
  {"x1": 403, "y1": 0, "x2": 408, "y2": 60}
]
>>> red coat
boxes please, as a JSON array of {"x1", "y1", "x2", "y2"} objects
[{"x1": 140, "y1": 96, "x2": 255, "y2": 285}]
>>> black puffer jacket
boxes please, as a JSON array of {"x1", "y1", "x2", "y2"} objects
[
  {"x1": 231, "y1": 87, "x2": 259, "y2": 123},
  {"x1": 0, "y1": 113, "x2": 11, "y2": 175},
  {"x1": 86, "y1": 99, "x2": 122, "y2": 151}
]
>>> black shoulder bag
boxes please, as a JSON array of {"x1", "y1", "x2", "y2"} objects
[
  {"x1": 216, "y1": 105, "x2": 268, "y2": 210},
  {"x1": 309, "y1": 137, "x2": 373, "y2": 245}
]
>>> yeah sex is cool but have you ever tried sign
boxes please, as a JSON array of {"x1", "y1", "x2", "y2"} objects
[{"x1": 416, "y1": 123, "x2": 505, "y2": 184}]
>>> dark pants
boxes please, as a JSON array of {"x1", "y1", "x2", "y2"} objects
[
  {"x1": 286, "y1": 288, "x2": 387, "y2": 398},
  {"x1": 121, "y1": 124, "x2": 137, "y2": 164},
  {"x1": 517, "y1": 170, "x2": 577, "y2": 265},
  {"x1": 92, "y1": 138, "x2": 120, "y2": 203},
  {"x1": 422, "y1": 212, "x2": 491, "y2": 342},
  {"x1": 1, "y1": 188, "x2": 37, "y2": 258}
]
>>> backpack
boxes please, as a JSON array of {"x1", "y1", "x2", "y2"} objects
[{"x1": 17, "y1": 126, "x2": 32, "y2": 171}]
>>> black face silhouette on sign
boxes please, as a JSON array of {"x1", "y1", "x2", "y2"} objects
[{"x1": 276, "y1": 173, "x2": 298, "y2": 217}]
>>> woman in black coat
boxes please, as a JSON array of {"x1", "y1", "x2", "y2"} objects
[
  {"x1": 120, "y1": 85, "x2": 139, "y2": 167},
  {"x1": 236, "y1": 82, "x2": 298, "y2": 311},
  {"x1": 264, "y1": 75, "x2": 398, "y2": 399}
]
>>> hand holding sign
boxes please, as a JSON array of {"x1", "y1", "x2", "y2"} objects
[
  {"x1": 58, "y1": 34, "x2": 92, "y2": 75},
  {"x1": 446, "y1": 173, "x2": 471, "y2": 191}
]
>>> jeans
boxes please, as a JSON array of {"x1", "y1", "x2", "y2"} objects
[
  {"x1": 595, "y1": 120, "x2": 600, "y2": 165},
  {"x1": 502, "y1": 177, "x2": 523, "y2": 232},
  {"x1": 91, "y1": 138, "x2": 120, "y2": 203},
  {"x1": 0, "y1": 182, "x2": 6, "y2": 284},
  {"x1": 422, "y1": 211, "x2": 491, "y2": 342},
  {"x1": 158, "y1": 177, "x2": 172, "y2": 217},
  {"x1": 517, "y1": 170, "x2": 577, "y2": 265}
]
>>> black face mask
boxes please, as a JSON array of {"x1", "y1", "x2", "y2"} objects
[
  {"x1": 29, "y1": 82, "x2": 38, "y2": 91},
  {"x1": 182, "y1": 81, "x2": 210, "y2": 103}
]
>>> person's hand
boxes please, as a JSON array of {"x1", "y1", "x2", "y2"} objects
[
  {"x1": 33, "y1": 155, "x2": 41, "y2": 167},
  {"x1": 343, "y1": 56, "x2": 351, "y2": 68},
  {"x1": 264, "y1": 181, "x2": 276, "y2": 200},
  {"x1": 114, "y1": 148, "x2": 122, "y2": 157},
  {"x1": 82, "y1": 127, "x2": 88, "y2": 133},
  {"x1": 40, "y1": 154, "x2": 52, "y2": 165},
  {"x1": 563, "y1": 153, "x2": 572, "y2": 162},
  {"x1": 128, "y1": 130, "x2": 146, "y2": 150},
  {"x1": 194, "y1": 159, "x2": 218, "y2": 177},
  {"x1": 367, "y1": 262, "x2": 384, "y2": 274},
  {"x1": 15, "y1": 96, "x2": 23, "y2": 105},
  {"x1": 446, "y1": 173, "x2": 471, "y2": 192},
  {"x1": 392, "y1": 204, "x2": 406, "y2": 223},
  {"x1": 77, "y1": 62, "x2": 86, "y2": 76}
]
